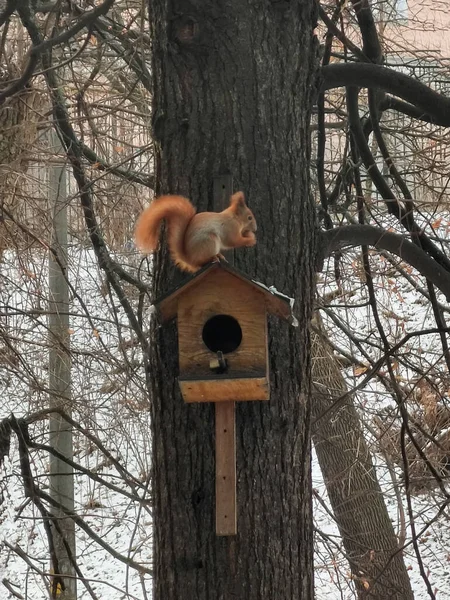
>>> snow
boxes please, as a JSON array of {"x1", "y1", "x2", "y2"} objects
[
  {"x1": 314, "y1": 215, "x2": 450, "y2": 598},
  {"x1": 2, "y1": 221, "x2": 450, "y2": 598},
  {"x1": 1, "y1": 246, "x2": 152, "y2": 599}
]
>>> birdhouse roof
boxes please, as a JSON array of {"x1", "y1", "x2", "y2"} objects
[{"x1": 153, "y1": 261, "x2": 296, "y2": 325}]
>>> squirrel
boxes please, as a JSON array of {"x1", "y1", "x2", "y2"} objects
[{"x1": 134, "y1": 191, "x2": 257, "y2": 273}]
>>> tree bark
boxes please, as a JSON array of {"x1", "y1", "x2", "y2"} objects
[
  {"x1": 311, "y1": 313, "x2": 414, "y2": 599},
  {"x1": 148, "y1": 1, "x2": 318, "y2": 598}
]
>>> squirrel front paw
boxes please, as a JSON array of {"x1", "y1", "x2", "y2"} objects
[{"x1": 242, "y1": 232, "x2": 256, "y2": 246}]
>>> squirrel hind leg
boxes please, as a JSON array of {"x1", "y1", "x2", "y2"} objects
[
  {"x1": 185, "y1": 232, "x2": 221, "y2": 268},
  {"x1": 173, "y1": 257, "x2": 200, "y2": 273}
]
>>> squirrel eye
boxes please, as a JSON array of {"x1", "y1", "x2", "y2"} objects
[{"x1": 248, "y1": 215, "x2": 253, "y2": 220}]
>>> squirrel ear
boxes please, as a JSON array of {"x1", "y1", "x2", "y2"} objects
[{"x1": 230, "y1": 191, "x2": 246, "y2": 208}]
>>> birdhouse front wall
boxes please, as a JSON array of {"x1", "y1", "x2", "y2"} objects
[{"x1": 176, "y1": 269, "x2": 268, "y2": 380}]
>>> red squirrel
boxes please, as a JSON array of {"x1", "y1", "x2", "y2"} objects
[{"x1": 134, "y1": 191, "x2": 257, "y2": 272}]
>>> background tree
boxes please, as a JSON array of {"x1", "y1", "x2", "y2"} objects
[
  {"x1": 0, "y1": 2, "x2": 155, "y2": 598},
  {"x1": 311, "y1": 311, "x2": 414, "y2": 599},
  {"x1": 314, "y1": 1, "x2": 450, "y2": 597}
]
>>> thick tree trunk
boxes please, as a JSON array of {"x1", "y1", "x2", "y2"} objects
[
  {"x1": 311, "y1": 313, "x2": 414, "y2": 599},
  {"x1": 148, "y1": 1, "x2": 318, "y2": 599}
]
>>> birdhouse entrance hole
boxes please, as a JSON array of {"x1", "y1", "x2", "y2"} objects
[{"x1": 202, "y1": 315, "x2": 242, "y2": 354}]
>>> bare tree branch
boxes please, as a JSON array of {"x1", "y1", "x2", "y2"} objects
[
  {"x1": 0, "y1": 0, "x2": 115, "y2": 104},
  {"x1": 0, "y1": 52, "x2": 39, "y2": 104},
  {"x1": 321, "y1": 62, "x2": 450, "y2": 126},
  {"x1": 346, "y1": 85, "x2": 450, "y2": 272},
  {"x1": 80, "y1": 141, "x2": 154, "y2": 187},
  {"x1": 0, "y1": 0, "x2": 15, "y2": 28},
  {"x1": 318, "y1": 5, "x2": 368, "y2": 62},
  {"x1": 9, "y1": 415, "x2": 152, "y2": 578},
  {"x1": 320, "y1": 224, "x2": 450, "y2": 300},
  {"x1": 380, "y1": 95, "x2": 447, "y2": 126},
  {"x1": 349, "y1": 0, "x2": 382, "y2": 62},
  {"x1": 33, "y1": 0, "x2": 115, "y2": 54}
]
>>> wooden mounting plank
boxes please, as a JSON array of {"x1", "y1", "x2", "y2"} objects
[
  {"x1": 179, "y1": 376, "x2": 269, "y2": 403},
  {"x1": 215, "y1": 401, "x2": 236, "y2": 535}
]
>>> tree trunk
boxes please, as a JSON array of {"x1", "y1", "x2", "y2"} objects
[
  {"x1": 311, "y1": 312, "x2": 414, "y2": 599},
  {"x1": 148, "y1": 1, "x2": 318, "y2": 598}
]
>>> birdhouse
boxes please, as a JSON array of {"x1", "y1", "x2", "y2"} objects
[
  {"x1": 154, "y1": 261, "x2": 295, "y2": 402},
  {"x1": 153, "y1": 260, "x2": 296, "y2": 536}
]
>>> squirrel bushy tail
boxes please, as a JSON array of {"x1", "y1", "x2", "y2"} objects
[{"x1": 134, "y1": 195, "x2": 197, "y2": 270}]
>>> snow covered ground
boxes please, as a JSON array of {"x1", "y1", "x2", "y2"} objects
[{"x1": 2, "y1": 225, "x2": 450, "y2": 598}]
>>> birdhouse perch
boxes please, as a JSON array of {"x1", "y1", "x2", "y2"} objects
[{"x1": 154, "y1": 261, "x2": 296, "y2": 535}]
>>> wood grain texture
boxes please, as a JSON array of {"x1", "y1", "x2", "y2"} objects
[
  {"x1": 155, "y1": 262, "x2": 293, "y2": 323},
  {"x1": 179, "y1": 377, "x2": 269, "y2": 403},
  {"x1": 213, "y1": 177, "x2": 237, "y2": 535},
  {"x1": 178, "y1": 269, "x2": 268, "y2": 377},
  {"x1": 215, "y1": 401, "x2": 237, "y2": 535}
]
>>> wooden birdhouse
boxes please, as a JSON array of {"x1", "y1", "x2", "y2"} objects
[
  {"x1": 155, "y1": 261, "x2": 295, "y2": 397},
  {"x1": 154, "y1": 261, "x2": 296, "y2": 535}
]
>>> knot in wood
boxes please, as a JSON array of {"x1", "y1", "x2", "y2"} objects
[{"x1": 173, "y1": 16, "x2": 199, "y2": 45}]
